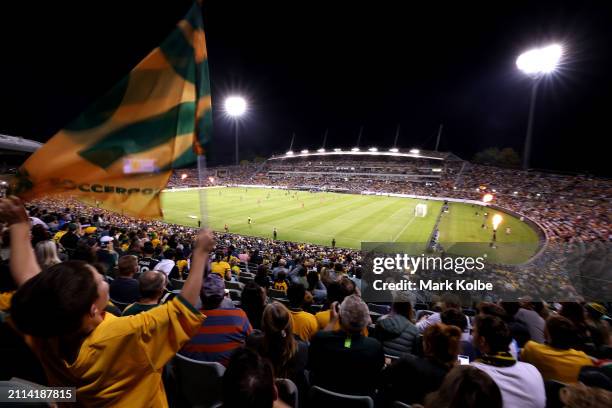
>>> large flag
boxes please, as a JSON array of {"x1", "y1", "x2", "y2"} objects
[{"x1": 11, "y1": 1, "x2": 212, "y2": 218}]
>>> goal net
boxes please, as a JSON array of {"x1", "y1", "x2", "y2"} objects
[{"x1": 415, "y1": 203, "x2": 428, "y2": 218}]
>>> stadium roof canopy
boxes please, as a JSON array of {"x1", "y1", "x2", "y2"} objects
[
  {"x1": 268, "y1": 148, "x2": 450, "y2": 161},
  {"x1": 0, "y1": 134, "x2": 43, "y2": 153}
]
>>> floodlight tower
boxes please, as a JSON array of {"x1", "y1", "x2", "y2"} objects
[
  {"x1": 224, "y1": 96, "x2": 247, "y2": 165},
  {"x1": 516, "y1": 44, "x2": 563, "y2": 170}
]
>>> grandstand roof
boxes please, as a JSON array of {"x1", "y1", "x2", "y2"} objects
[
  {"x1": 0, "y1": 134, "x2": 42, "y2": 153},
  {"x1": 268, "y1": 148, "x2": 450, "y2": 161}
]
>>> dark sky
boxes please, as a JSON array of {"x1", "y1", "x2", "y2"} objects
[{"x1": 0, "y1": 0, "x2": 610, "y2": 176}]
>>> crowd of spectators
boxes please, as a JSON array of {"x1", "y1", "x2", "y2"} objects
[{"x1": 1, "y1": 193, "x2": 611, "y2": 407}]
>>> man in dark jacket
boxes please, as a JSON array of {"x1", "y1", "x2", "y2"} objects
[
  {"x1": 375, "y1": 297, "x2": 419, "y2": 357},
  {"x1": 308, "y1": 295, "x2": 384, "y2": 396}
]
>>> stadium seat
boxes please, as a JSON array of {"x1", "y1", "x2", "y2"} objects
[
  {"x1": 110, "y1": 299, "x2": 130, "y2": 312},
  {"x1": 104, "y1": 276, "x2": 114, "y2": 284},
  {"x1": 367, "y1": 303, "x2": 390, "y2": 315},
  {"x1": 171, "y1": 278, "x2": 185, "y2": 289},
  {"x1": 225, "y1": 280, "x2": 244, "y2": 291},
  {"x1": 369, "y1": 311, "x2": 382, "y2": 323},
  {"x1": 578, "y1": 366, "x2": 612, "y2": 391},
  {"x1": 227, "y1": 289, "x2": 242, "y2": 301},
  {"x1": 308, "y1": 386, "x2": 374, "y2": 408},
  {"x1": 276, "y1": 378, "x2": 299, "y2": 408},
  {"x1": 268, "y1": 288, "x2": 288, "y2": 299},
  {"x1": 238, "y1": 276, "x2": 254, "y2": 285},
  {"x1": 173, "y1": 353, "x2": 225, "y2": 408},
  {"x1": 391, "y1": 401, "x2": 412, "y2": 408}
]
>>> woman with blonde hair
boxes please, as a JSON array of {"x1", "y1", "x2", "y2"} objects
[
  {"x1": 247, "y1": 301, "x2": 308, "y2": 386},
  {"x1": 35, "y1": 240, "x2": 62, "y2": 269}
]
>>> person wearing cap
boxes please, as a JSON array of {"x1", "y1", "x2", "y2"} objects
[
  {"x1": 307, "y1": 294, "x2": 384, "y2": 396},
  {"x1": 97, "y1": 235, "x2": 119, "y2": 274},
  {"x1": 180, "y1": 273, "x2": 252, "y2": 366},
  {"x1": 585, "y1": 302, "x2": 611, "y2": 356}
]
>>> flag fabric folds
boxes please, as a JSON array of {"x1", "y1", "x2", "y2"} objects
[{"x1": 11, "y1": 1, "x2": 212, "y2": 218}]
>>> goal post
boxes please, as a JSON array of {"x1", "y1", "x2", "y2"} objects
[{"x1": 415, "y1": 203, "x2": 428, "y2": 218}]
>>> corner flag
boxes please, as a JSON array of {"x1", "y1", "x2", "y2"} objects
[{"x1": 11, "y1": 1, "x2": 212, "y2": 218}]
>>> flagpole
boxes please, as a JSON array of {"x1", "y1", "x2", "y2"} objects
[{"x1": 197, "y1": 155, "x2": 208, "y2": 228}]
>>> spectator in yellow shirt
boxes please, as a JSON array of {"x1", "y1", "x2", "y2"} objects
[
  {"x1": 211, "y1": 251, "x2": 231, "y2": 278},
  {"x1": 521, "y1": 315, "x2": 594, "y2": 383},
  {"x1": 287, "y1": 284, "x2": 318, "y2": 341},
  {"x1": 0, "y1": 195, "x2": 216, "y2": 408}
]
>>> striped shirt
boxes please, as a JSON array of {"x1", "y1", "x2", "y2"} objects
[{"x1": 180, "y1": 308, "x2": 252, "y2": 366}]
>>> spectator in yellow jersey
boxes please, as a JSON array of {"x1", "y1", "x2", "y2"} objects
[
  {"x1": 521, "y1": 315, "x2": 593, "y2": 383},
  {"x1": 287, "y1": 284, "x2": 318, "y2": 341},
  {"x1": 0, "y1": 196, "x2": 215, "y2": 407},
  {"x1": 210, "y1": 251, "x2": 231, "y2": 278},
  {"x1": 273, "y1": 271, "x2": 289, "y2": 293}
]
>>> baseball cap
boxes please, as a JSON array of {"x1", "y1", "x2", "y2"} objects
[{"x1": 202, "y1": 273, "x2": 225, "y2": 299}]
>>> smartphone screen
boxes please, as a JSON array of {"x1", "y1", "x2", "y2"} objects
[{"x1": 458, "y1": 355, "x2": 469, "y2": 365}]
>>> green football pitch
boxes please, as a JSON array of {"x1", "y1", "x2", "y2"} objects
[{"x1": 162, "y1": 187, "x2": 541, "y2": 264}]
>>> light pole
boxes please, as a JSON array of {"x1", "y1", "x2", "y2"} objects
[
  {"x1": 516, "y1": 44, "x2": 563, "y2": 170},
  {"x1": 224, "y1": 96, "x2": 247, "y2": 165}
]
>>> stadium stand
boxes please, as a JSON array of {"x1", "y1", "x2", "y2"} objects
[{"x1": 0, "y1": 147, "x2": 611, "y2": 407}]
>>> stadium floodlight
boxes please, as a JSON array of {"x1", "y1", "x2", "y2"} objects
[
  {"x1": 301, "y1": 149, "x2": 309, "y2": 154},
  {"x1": 334, "y1": 148, "x2": 342, "y2": 152},
  {"x1": 351, "y1": 147, "x2": 360, "y2": 152},
  {"x1": 388, "y1": 148, "x2": 399, "y2": 153},
  {"x1": 516, "y1": 44, "x2": 563, "y2": 75},
  {"x1": 409, "y1": 148, "x2": 420, "y2": 154},
  {"x1": 286, "y1": 150, "x2": 294, "y2": 155},
  {"x1": 317, "y1": 148, "x2": 326, "y2": 153},
  {"x1": 368, "y1": 147, "x2": 378, "y2": 152},
  {"x1": 517, "y1": 44, "x2": 563, "y2": 170},
  {"x1": 224, "y1": 95, "x2": 248, "y2": 166},
  {"x1": 181, "y1": 173, "x2": 188, "y2": 180},
  {"x1": 224, "y1": 96, "x2": 247, "y2": 117},
  {"x1": 482, "y1": 193, "x2": 494, "y2": 203}
]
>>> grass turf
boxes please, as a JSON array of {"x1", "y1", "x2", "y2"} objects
[{"x1": 162, "y1": 187, "x2": 540, "y2": 263}]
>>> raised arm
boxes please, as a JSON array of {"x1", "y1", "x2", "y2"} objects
[
  {"x1": 0, "y1": 196, "x2": 41, "y2": 286},
  {"x1": 181, "y1": 229, "x2": 215, "y2": 306}
]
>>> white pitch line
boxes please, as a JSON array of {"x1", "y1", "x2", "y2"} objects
[{"x1": 392, "y1": 214, "x2": 418, "y2": 242}]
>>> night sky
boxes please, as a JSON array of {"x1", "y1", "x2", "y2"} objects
[{"x1": 0, "y1": 0, "x2": 610, "y2": 176}]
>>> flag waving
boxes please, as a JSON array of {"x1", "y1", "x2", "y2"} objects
[{"x1": 11, "y1": 1, "x2": 212, "y2": 218}]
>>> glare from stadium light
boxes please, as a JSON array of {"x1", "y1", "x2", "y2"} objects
[
  {"x1": 432, "y1": 168, "x2": 442, "y2": 172},
  {"x1": 224, "y1": 96, "x2": 247, "y2": 117},
  {"x1": 334, "y1": 148, "x2": 342, "y2": 152},
  {"x1": 208, "y1": 176, "x2": 215, "y2": 183},
  {"x1": 351, "y1": 147, "x2": 360, "y2": 152},
  {"x1": 516, "y1": 44, "x2": 563, "y2": 75},
  {"x1": 409, "y1": 148, "x2": 420, "y2": 154},
  {"x1": 368, "y1": 147, "x2": 378, "y2": 152},
  {"x1": 181, "y1": 173, "x2": 188, "y2": 180},
  {"x1": 301, "y1": 149, "x2": 309, "y2": 154},
  {"x1": 482, "y1": 193, "x2": 494, "y2": 203},
  {"x1": 492, "y1": 214, "x2": 503, "y2": 231},
  {"x1": 514, "y1": 191, "x2": 518, "y2": 195},
  {"x1": 389, "y1": 148, "x2": 399, "y2": 153},
  {"x1": 286, "y1": 150, "x2": 294, "y2": 155},
  {"x1": 317, "y1": 148, "x2": 326, "y2": 153}
]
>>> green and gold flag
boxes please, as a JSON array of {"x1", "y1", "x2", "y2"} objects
[{"x1": 11, "y1": 1, "x2": 212, "y2": 218}]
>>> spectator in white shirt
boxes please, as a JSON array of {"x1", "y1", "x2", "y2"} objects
[{"x1": 471, "y1": 315, "x2": 545, "y2": 408}]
